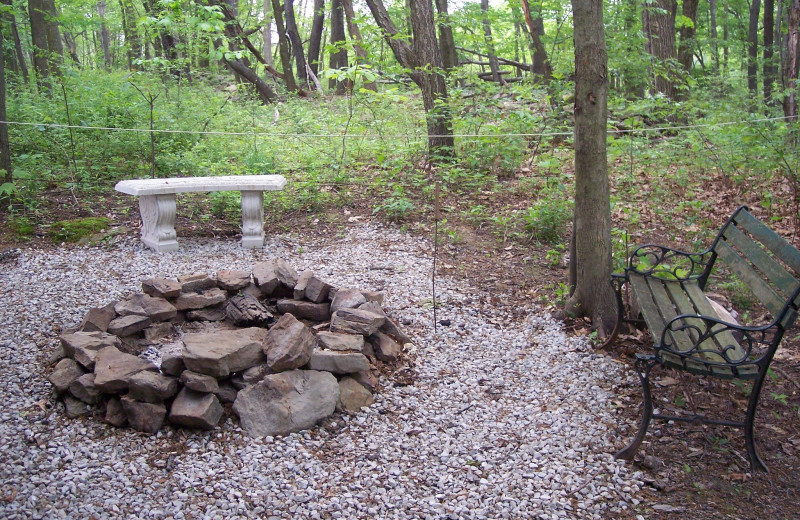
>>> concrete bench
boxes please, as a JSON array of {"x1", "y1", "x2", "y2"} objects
[{"x1": 115, "y1": 175, "x2": 287, "y2": 252}]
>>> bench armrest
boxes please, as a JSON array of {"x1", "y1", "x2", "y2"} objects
[
  {"x1": 626, "y1": 244, "x2": 713, "y2": 281},
  {"x1": 659, "y1": 313, "x2": 776, "y2": 366}
]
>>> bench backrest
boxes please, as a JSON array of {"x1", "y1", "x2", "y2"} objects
[{"x1": 713, "y1": 206, "x2": 800, "y2": 330}]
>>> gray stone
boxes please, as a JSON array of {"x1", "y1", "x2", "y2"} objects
[
  {"x1": 359, "y1": 301, "x2": 385, "y2": 316},
  {"x1": 160, "y1": 352, "x2": 185, "y2": 376},
  {"x1": 114, "y1": 293, "x2": 177, "y2": 322},
  {"x1": 142, "y1": 278, "x2": 182, "y2": 299},
  {"x1": 169, "y1": 388, "x2": 223, "y2": 430},
  {"x1": 304, "y1": 275, "x2": 332, "y2": 303},
  {"x1": 186, "y1": 306, "x2": 227, "y2": 322},
  {"x1": 48, "y1": 343, "x2": 67, "y2": 365},
  {"x1": 93, "y1": 346, "x2": 158, "y2": 393},
  {"x1": 263, "y1": 314, "x2": 316, "y2": 372},
  {"x1": 179, "y1": 371, "x2": 219, "y2": 393},
  {"x1": 104, "y1": 397, "x2": 127, "y2": 427},
  {"x1": 308, "y1": 350, "x2": 370, "y2": 374},
  {"x1": 252, "y1": 262, "x2": 280, "y2": 294},
  {"x1": 226, "y1": 294, "x2": 274, "y2": 326},
  {"x1": 369, "y1": 332, "x2": 402, "y2": 362},
  {"x1": 215, "y1": 383, "x2": 238, "y2": 404},
  {"x1": 361, "y1": 291, "x2": 386, "y2": 305},
  {"x1": 337, "y1": 376, "x2": 375, "y2": 413},
  {"x1": 49, "y1": 358, "x2": 86, "y2": 393},
  {"x1": 330, "y1": 288, "x2": 367, "y2": 314},
  {"x1": 178, "y1": 273, "x2": 216, "y2": 293},
  {"x1": 276, "y1": 299, "x2": 331, "y2": 322},
  {"x1": 316, "y1": 331, "x2": 364, "y2": 352},
  {"x1": 330, "y1": 309, "x2": 385, "y2": 336},
  {"x1": 233, "y1": 370, "x2": 339, "y2": 437},
  {"x1": 242, "y1": 282, "x2": 269, "y2": 300},
  {"x1": 121, "y1": 396, "x2": 166, "y2": 434},
  {"x1": 182, "y1": 327, "x2": 268, "y2": 377},
  {"x1": 293, "y1": 270, "x2": 313, "y2": 300},
  {"x1": 173, "y1": 288, "x2": 227, "y2": 311},
  {"x1": 64, "y1": 396, "x2": 91, "y2": 418},
  {"x1": 78, "y1": 303, "x2": 117, "y2": 333},
  {"x1": 379, "y1": 316, "x2": 413, "y2": 345},
  {"x1": 69, "y1": 373, "x2": 102, "y2": 404},
  {"x1": 242, "y1": 363, "x2": 270, "y2": 385},
  {"x1": 216, "y1": 270, "x2": 251, "y2": 291},
  {"x1": 274, "y1": 258, "x2": 298, "y2": 288},
  {"x1": 352, "y1": 370, "x2": 379, "y2": 392},
  {"x1": 61, "y1": 331, "x2": 121, "y2": 370},
  {"x1": 143, "y1": 322, "x2": 174, "y2": 342},
  {"x1": 107, "y1": 314, "x2": 151, "y2": 337},
  {"x1": 128, "y1": 371, "x2": 179, "y2": 403}
]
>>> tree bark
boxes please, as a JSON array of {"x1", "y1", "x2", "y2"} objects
[
  {"x1": 342, "y1": 0, "x2": 377, "y2": 91},
  {"x1": 307, "y1": 0, "x2": 325, "y2": 75},
  {"x1": 262, "y1": 1, "x2": 274, "y2": 67},
  {"x1": 765, "y1": 0, "x2": 777, "y2": 103},
  {"x1": 748, "y1": 0, "x2": 762, "y2": 95},
  {"x1": 119, "y1": 0, "x2": 142, "y2": 70},
  {"x1": 435, "y1": 0, "x2": 458, "y2": 72},
  {"x1": 62, "y1": 31, "x2": 81, "y2": 66},
  {"x1": 0, "y1": 26, "x2": 12, "y2": 183},
  {"x1": 677, "y1": 0, "x2": 699, "y2": 71},
  {"x1": 271, "y1": 0, "x2": 299, "y2": 92},
  {"x1": 784, "y1": 0, "x2": 799, "y2": 119},
  {"x1": 519, "y1": 0, "x2": 552, "y2": 81},
  {"x1": 329, "y1": 0, "x2": 349, "y2": 93},
  {"x1": 284, "y1": 0, "x2": 311, "y2": 89},
  {"x1": 2, "y1": 0, "x2": 29, "y2": 83},
  {"x1": 710, "y1": 0, "x2": 719, "y2": 73},
  {"x1": 480, "y1": 0, "x2": 502, "y2": 84},
  {"x1": 224, "y1": 58, "x2": 279, "y2": 103},
  {"x1": 29, "y1": 0, "x2": 53, "y2": 87},
  {"x1": 563, "y1": 0, "x2": 617, "y2": 338},
  {"x1": 643, "y1": 0, "x2": 678, "y2": 98},
  {"x1": 97, "y1": 1, "x2": 113, "y2": 70},
  {"x1": 365, "y1": 0, "x2": 454, "y2": 155}
]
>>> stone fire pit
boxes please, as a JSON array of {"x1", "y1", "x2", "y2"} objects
[{"x1": 48, "y1": 258, "x2": 412, "y2": 436}]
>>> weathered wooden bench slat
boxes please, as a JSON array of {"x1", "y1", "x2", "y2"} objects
[
  {"x1": 723, "y1": 224, "x2": 800, "y2": 299},
  {"x1": 714, "y1": 240, "x2": 786, "y2": 318},
  {"x1": 736, "y1": 209, "x2": 800, "y2": 274}
]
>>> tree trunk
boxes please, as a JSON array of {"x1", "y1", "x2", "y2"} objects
[
  {"x1": 563, "y1": 0, "x2": 616, "y2": 338},
  {"x1": 342, "y1": 0, "x2": 377, "y2": 91},
  {"x1": 0, "y1": 26, "x2": 12, "y2": 183},
  {"x1": 263, "y1": 0, "x2": 274, "y2": 68},
  {"x1": 435, "y1": 0, "x2": 458, "y2": 72},
  {"x1": 365, "y1": 0, "x2": 453, "y2": 156},
  {"x1": 119, "y1": 0, "x2": 142, "y2": 70},
  {"x1": 42, "y1": 0, "x2": 64, "y2": 59},
  {"x1": 2, "y1": 0, "x2": 29, "y2": 83},
  {"x1": 224, "y1": 58, "x2": 278, "y2": 103},
  {"x1": 329, "y1": 0, "x2": 349, "y2": 93},
  {"x1": 748, "y1": 0, "x2": 762, "y2": 95},
  {"x1": 29, "y1": 0, "x2": 52, "y2": 87},
  {"x1": 271, "y1": 0, "x2": 299, "y2": 92},
  {"x1": 784, "y1": 0, "x2": 799, "y2": 119},
  {"x1": 765, "y1": 0, "x2": 777, "y2": 103},
  {"x1": 284, "y1": 0, "x2": 311, "y2": 90},
  {"x1": 62, "y1": 31, "x2": 81, "y2": 66},
  {"x1": 480, "y1": 0, "x2": 502, "y2": 84},
  {"x1": 307, "y1": 0, "x2": 325, "y2": 75},
  {"x1": 678, "y1": 0, "x2": 699, "y2": 71},
  {"x1": 710, "y1": 0, "x2": 719, "y2": 73},
  {"x1": 97, "y1": 1, "x2": 113, "y2": 70},
  {"x1": 519, "y1": 0, "x2": 552, "y2": 81},
  {"x1": 643, "y1": 0, "x2": 678, "y2": 98}
]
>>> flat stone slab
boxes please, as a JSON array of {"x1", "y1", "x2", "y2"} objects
[
  {"x1": 61, "y1": 331, "x2": 121, "y2": 370},
  {"x1": 121, "y1": 396, "x2": 166, "y2": 434},
  {"x1": 330, "y1": 309, "x2": 385, "y2": 336},
  {"x1": 142, "y1": 278, "x2": 182, "y2": 299},
  {"x1": 173, "y1": 288, "x2": 227, "y2": 311},
  {"x1": 115, "y1": 175, "x2": 287, "y2": 196},
  {"x1": 169, "y1": 388, "x2": 223, "y2": 430},
  {"x1": 115, "y1": 293, "x2": 177, "y2": 322},
  {"x1": 93, "y1": 346, "x2": 158, "y2": 393},
  {"x1": 216, "y1": 270, "x2": 251, "y2": 291},
  {"x1": 180, "y1": 371, "x2": 220, "y2": 393},
  {"x1": 316, "y1": 332, "x2": 365, "y2": 352},
  {"x1": 182, "y1": 327, "x2": 268, "y2": 377},
  {"x1": 308, "y1": 350, "x2": 370, "y2": 374},
  {"x1": 108, "y1": 314, "x2": 152, "y2": 337},
  {"x1": 128, "y1": 371, "x2": 179, "y2": 403},
  {"x1": 277, "y1": 299, "x2": 331, "y2": 322}
]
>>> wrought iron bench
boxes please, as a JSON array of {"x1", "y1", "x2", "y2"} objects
[
  {"x1": 612, "y1": 205, "x2": 800, "y2": 472},
  {"x1": 115, "y1": 175, "x2": 286, "y2": 252}
]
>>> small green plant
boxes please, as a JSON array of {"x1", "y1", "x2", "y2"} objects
[
  {"x1": 771, "y1": 392, "x2": 789, "y2": 405},
  {"x1": 673, "y1": 395, "x2": 687, "y2": 408},
  {"x1": 545, "y1": 245, "x2": 565, "y2": 267},
  {"x1": 373, "y1": 190, "x2": 415, "y2": 222},
  {"x1": 8, "y1": 216, "x2": 35, "y2": 239},
  {"x1": 520, "y1": 195, "x2": 572, "y2": 244},
  {"x1": 47, "y1": 217, "x2": 111, "y2": 243}
]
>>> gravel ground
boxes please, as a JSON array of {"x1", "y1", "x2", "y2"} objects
[{"x1": 0, "y1": 223, "x2": 645, "y2": 519}]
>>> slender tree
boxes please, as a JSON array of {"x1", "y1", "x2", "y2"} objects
[
  {"x1": 562, "y1": 0, "x2": 617, "y2": 338},
  {"x1": 480, "y1": 0, "x2": 502, "y2": 84},
  {"x1": 710, "y1": 0, "x2": 719, "y2": 73},
  {"x1": 765, "y1": 0, "x2": 777, "y2": 103},
  {"x1": 0, "y1": 24, "x2": 11, "y2": 183},
  {"x1": 307, "y1": 0, "x2": 325, "y2": 75},
  {"x1": 342, "y1": 0, "x2": 377, "y2": 91},
  {"x1": 677, "y1": 0, "x2": 699, "y2": 71},
  {"x1": 434, "y1": 0, "x2": 458, "y2": 72},
  {"x1": 785, "y1": 0, "x2": 799, "y2": 119},
  {"x1": 262, "y1": 0, "x2": 274, "y2": 67},
  {"x1": 271, "y1": 0, "x2": 299, "y2": 92},
  {"x1": 1, "y1": 0, "x2": 29, "y2": 83},
  {"x1": 519, "y1": 0, "x2": 551, "y2": 81},
  {"x1": 97, "y1": 1, "x2": 113, "y2": 70},
  {"x1": 284, "y1": 0, "x2": 311, "y2": 90},
  {"x1": 329, "y1": 0, "x2": 348, "y2": 93},
  {"x1": 748, "y1": 0, "x2": 762, "y2": 94},
  {"x1": 29, "y1": 0, "x2": 54, "y2": 87}
]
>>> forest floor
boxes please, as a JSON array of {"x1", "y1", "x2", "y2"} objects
[{"x1": 2, "y1": 167, "x2": 800, "y2": 519}]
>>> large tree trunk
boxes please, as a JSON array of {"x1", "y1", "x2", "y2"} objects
[
  {"x1": 563, "y1": 0, "x2": 617, "y2": 338},
  {"x1": 480, "y1": 0, "x2": 502, "y2": 84},
  {"x1": 0, "y1": 26, "x2": 12, "y2": 183},
  {"x1": 2, "y1": 0, "x2": 29, "y2": 83},
  {"x1": 271, "y1": 0, "x2": 299, "y2": 92},
  {"x1": 765, "y1": 0, "x2": 777, "y2": 103},
  {"x1": 97, "y1": 1, "x2": 113, "y2": 70},
  {"x1": 329, "y1": 0, "x2": 349, "y2": 93},
  {"x1": 224, "y1": 58, "x2": 278, "y2": 103},
  {"x1": 748, "y1": 0, "x2": 762, "y2": 95},
  {"x1": 710, "y1": 0, "x2": 719, "y2": 73},
  {"x1": 29, "y1": 0, "x2": 52, "y2": 87},
  {"x1": 365, "y1": 0, "x2": 453, "y2": 156},
  {"x1": 435, "y1": 0, "x2": 458, "y2": 72},
  {"x1": 342, "y1": 0, "x2": 377, "y2": 91},
  {"x1": 284, "y1": 0, "x2": 311, "y2": 90},
  {"x1": 642, "y1": 0, "x2": 677, "y2": 99},
  {"x1": 785, "y1": 0, "x2": 799, "y2": 119},
  {"x1": 677, "y1": 0, "x2": 699, "y2": 71},
  {"x1": 119, "y1": 0, "x2": 142, "y2": 70},
  {"x1": 263, "y1": 0, "x2": 274, "y2": 68},
  {"x1": 42, "y1": 0, "x2": 64, "y2": 58},
  {"x1": 519, "y1": 0, "x2": 551, "y2": 81},
  {"x1": 307, "y1": 0, "x2": 325, "y2": 75}
]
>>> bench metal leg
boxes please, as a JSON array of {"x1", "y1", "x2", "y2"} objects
[
  {"x1": 615, "y1": 357, "x2": 656, "y2": 461},
  {"x1": 240, "y1": 190, "x2": 264, "y2": 249},
  {"x1": 745, "y1": 370, "x2": 770, "y2": 472},
  {"x1": 138, "y1": 194, "x2": 179, "y2": 252}
]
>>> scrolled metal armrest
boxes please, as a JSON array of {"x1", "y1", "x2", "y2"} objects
[{"x1": 627, "y1": 244, "x2": 712, "y2": 281}]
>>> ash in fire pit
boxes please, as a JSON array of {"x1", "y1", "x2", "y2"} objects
[{"x1": 48, "y1": 259, "x2": 413, "y2": 436}]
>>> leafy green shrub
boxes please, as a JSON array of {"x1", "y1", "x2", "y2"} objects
[
  {"x1": 520, "y1": 195, "x2": 572, "y2": 244},
  {"x1": 8, "y1": 216, "x2": 35, "y2": 239},
  {"x1": 373, "y1": 186, "x2": 415, "y2": 221},
  {"x1": 48, "y1": 217, "x2": 111, "y2": 243}
]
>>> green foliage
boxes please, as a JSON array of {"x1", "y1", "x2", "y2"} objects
[
  {"x1": 373, "y1": 186, "x2": 415, "y2": 221},
  {"x1": 47, "y1": 217, "x2": 111, "y2": 243},
  {"x1": 520, "y1": 188, "x2": 572, "y2": 244},
  {"x1": 7, "y1": 216, "x2": 35, "y2": 239}
]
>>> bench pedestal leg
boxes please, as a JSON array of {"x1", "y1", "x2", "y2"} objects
[
  {"x1": 138, "y1": 194, "x2": 179, "y2": 252},
  {"x1": 240, "y1": 190, "x2": 264, "y2": 249},
  {"x1": 615, "y1": 358, "x2": 655, "y2": 461},
  {"x1": 745, "y1": 370, "x2": 770, "y2": 472}
]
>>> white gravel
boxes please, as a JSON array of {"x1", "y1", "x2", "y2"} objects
[{"x1": 0, "y1": 223, "x2": 644, "y2": 519}]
